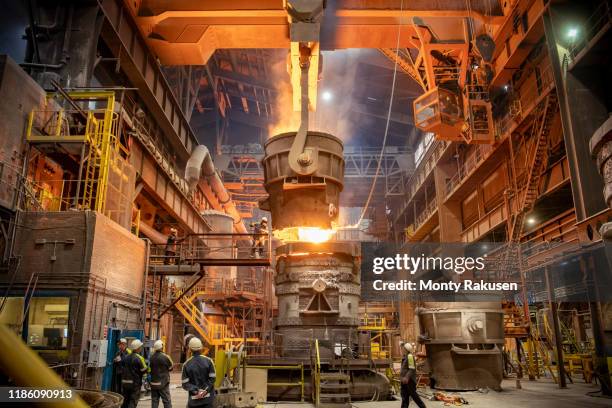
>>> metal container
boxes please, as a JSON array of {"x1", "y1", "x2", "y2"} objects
[
  {"x1": 260, "y1": 132, "x2": 344, "y2": 230},
  {"x1": 201, "y1": 210, "x2": 236, "y2": 279},
  {"x1": 418, "y1": 302, "x2": 504, "y2": 390},
  {"x1": 274, "y1": 241, "x2": 360, "y2": 357}
]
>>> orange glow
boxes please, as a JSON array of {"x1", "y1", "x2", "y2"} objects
[
  {"x1": 298, "y1": 227, "x2": 334, "y2": 243},
  {"x1": 274, "y1": 227, "x2": 335, "y2": 244}
]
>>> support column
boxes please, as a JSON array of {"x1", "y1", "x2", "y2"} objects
[{"x1": 544, "y1": 266, "x2": 567, "y2": 388}]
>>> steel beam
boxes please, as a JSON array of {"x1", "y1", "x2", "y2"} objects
[
  {"x1": 126, "y1": 2, "x2": 504, "y2": 66},
  {"x1": 99, "y1": 0, "x2": 200, "y2": 162}
]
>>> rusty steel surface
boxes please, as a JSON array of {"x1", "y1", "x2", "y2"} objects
[
  {"x1": 274, "y1": 241, "x2": 360, "y2": 357},
  {"x1": 260, "y1": 131, "x2": 344, "y2": 230},
  {"x1": 418, "y1": 302, "x2": 504, "y2": 391}
]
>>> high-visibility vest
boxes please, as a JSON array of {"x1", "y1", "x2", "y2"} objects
[{"x1": 407, "y1": 354, "x2": 416, "y2": 370}]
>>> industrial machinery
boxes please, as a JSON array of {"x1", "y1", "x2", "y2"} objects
[
  {"x1": 274, "y1": 241, "x2": 360, "y2": 357},
  {"x1": 418, "y1": 302, "x2": 505, "y2": 390},
  {"x1": 214, "y1": 345, "x2": 258, "y2": 408},
  {"x1": 409, "y1": 22, "x2": 496, "y2": 144},
  {"x1": 259, "y1": 131, "x2": 344, "y2": 230},
  {"x1": 254, "y1": 50, "x2": 391, "y2": 400}
]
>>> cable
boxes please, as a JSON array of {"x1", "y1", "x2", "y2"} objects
[{"x1": 356, "y1": 0, "x2": 404, "y2": 227}]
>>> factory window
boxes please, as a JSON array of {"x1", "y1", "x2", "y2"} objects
[
  {"x1": 0, "y1": 297, "x2": 25, "y2": 335},
  {"x1": 414, "y1": 132, "x2": 434, "y2": 167},
  {"x1": 27, "y1": 297, "x2": 70, "y2": 349}
]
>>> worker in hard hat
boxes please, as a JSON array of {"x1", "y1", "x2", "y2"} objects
[
  {"x1": 165, "y1": 227, "x2": 178, "y2": 264},
  {"x1": 400, "y1": 342, "x2": 426, "y2": 408},
  {"x1": 150, "y1": 340, "x2": 174, "y2": 408},
  {"x1": 250, "y1": 216, "x2": 268, "y2": 258},
  {"x1": 112, "y1": 338, "x2": 131, "y2": 394},
  {"x1": 181, "y1": 337, "x2": 216, "y2": 407},
  {"x1": 121, "y1": 339, "x2": 148, "y2": 408}
]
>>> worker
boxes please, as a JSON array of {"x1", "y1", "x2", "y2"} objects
[
  {"x1": 400, "y1": 342, "x2": 426, "y2": 408},
  {"x1": 165, "y1": 227, "x2": 178, "y2": 264},
  {"x1": 181, "y1": 337, "x2": 216, "y2": 407},
  {"x1": 150, "y1": 340, "x2": 174, "y2": 408},
  {"x1": 250, "y1": 216, "x2": 268, "y2": 258},
  {"x1": 112, "y1": 338, "x2": 131, "y2": 393},
  {"x1": 121, "y1": 339, "x2": 148, "y2": 408}
]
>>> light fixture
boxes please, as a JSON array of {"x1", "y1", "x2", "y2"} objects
[
  {"x1": 503, "y1": 84, "x2": 509, "y2": 92},
  {"x1": 567, "y1": 27, "x2": 578, "y2": 40},
  {"x1": 322, "y1": 91, "x2": 333, "y2": 101},
  {"x1": 527, "y1": 217, "x2": 536, "y2": 225}
]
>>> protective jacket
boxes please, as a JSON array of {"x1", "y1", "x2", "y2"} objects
[
  {"x1": 181, "y1": 352, "x2": 216, "y2": 407},
  {"x1": 122, "y1": 351, "x2": 148, "y2": 389},
  {"x1": 150, "y1": 351, "x2": 174, "y2": 389}
]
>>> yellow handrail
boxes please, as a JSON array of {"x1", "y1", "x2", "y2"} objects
[{"x1": 314, "y1": 339, "x2": 321, "y2": 407}]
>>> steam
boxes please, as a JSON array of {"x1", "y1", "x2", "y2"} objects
[{"x1": 267, "y1": 49, "x2": 359, "y2": 142}]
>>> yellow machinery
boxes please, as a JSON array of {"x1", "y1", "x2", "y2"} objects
[
  {"x1": 212, "y1": 343, "x2": 305, "y2": 406},
  {"x1": 359, "y1": 315, "x2": 395, "y2": 359}
]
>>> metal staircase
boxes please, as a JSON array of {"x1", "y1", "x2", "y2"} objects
[
  {"x1": 508, "y1": 92, "x2": 558, "y2": 242},
  {"x1": 174, "y1": 293, "x2": 220, "y2": 348},
  {"x1": 317, "y1": 372, "x2": 351, "y2": 408},
  {"x1": 311, "y1": 340, "x2": 351, "y2": 408}
]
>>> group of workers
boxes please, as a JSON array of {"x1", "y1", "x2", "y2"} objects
[
  {"x1": 113, "y1": 336, "x2": 216, "y2": 408},
  {"x1": 112, "y1": 333, "x2": 423, "y2": 407}
]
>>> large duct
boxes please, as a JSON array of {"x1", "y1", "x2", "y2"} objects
[
  {"x1": 186, "y1": 145, "x2": 248, "y2": 234},
  {"x1": 138, "y1": 218, "x2": 168, "y2": 245}
]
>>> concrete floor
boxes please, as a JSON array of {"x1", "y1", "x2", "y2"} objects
[{"x1": 137, "y1": 373, "x2": 611, "y2": 408}]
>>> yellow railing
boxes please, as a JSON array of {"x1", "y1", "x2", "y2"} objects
[
  {"x1": 313, "y1": 339, "x2": 321, "y2": 407},
  {"x1": 26, "y1": 91, "x2": 127, "y2": 218}
]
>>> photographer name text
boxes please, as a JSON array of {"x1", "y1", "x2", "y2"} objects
[{"x1": 372, "y1": 279, "x2": 518, "y2": 292}]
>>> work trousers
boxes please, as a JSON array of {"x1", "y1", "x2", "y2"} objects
[
  {"x1": 121, "y1": 385, "x2": 141, "y2": 408},
  {"x1": 400, "y1": 381, "x2": 426, "y2": 408},
  {"x1": 151, "y1": 384, "x2": 172, "y2": 408}
]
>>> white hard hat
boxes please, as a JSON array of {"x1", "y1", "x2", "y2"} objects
[
  {"x1": 153, "y1": 340, "x2": 164, "y2": 351},
  {"x1": 129, "y1": 339, "x2": 143, "y2": 350},
  {"x1": 188, "y1": 337, "x2": 203, "y2": 351},
  {"x1": 261, "y1": 217, "x2": 268, "y2": 222},
  {"x1": 119, "y1": 338, "x2": 127, "y2": 344},
  {"x1": 403, "y1": 342, "x2": 413, "y2": 353}
]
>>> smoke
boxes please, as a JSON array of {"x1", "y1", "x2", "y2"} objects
[
  {"x1": 267, "y1": 49, "x2": 359, "y2": 142},
  {"x1": 267, "y1": 56, "x2": 301, "y2": 135}
]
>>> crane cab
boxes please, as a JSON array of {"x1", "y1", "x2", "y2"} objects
[{"x1": 413, "y1": 87, "x2": 465, "y2": 141}]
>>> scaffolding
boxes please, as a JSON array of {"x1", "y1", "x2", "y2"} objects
[{"x1": 24, "y1": 90, "x2": 135, "y2": 229}]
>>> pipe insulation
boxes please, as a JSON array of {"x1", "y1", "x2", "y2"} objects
[{"x1": 186, "y1": 145, "x2": 248, "y2": 234}]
